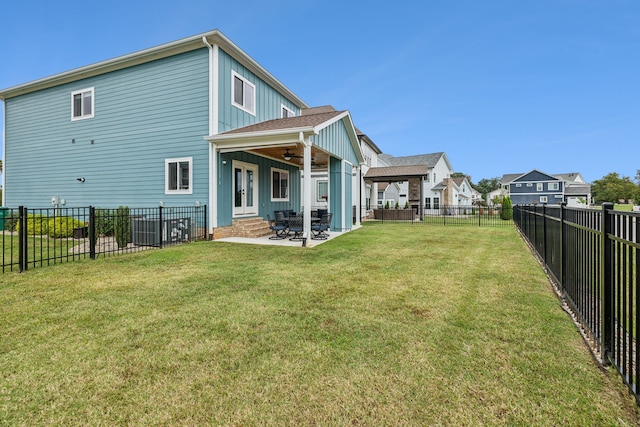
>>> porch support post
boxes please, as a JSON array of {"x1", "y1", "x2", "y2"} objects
[
  {"x1": 355, "y1": 165, "x2": 361, "y2": 228},
  {"x1": 301, "y1": 133, "x2": 312, "y2": 241},
  {"x1": 210, "y1": 143, "x2": 218, "y2": 229}
]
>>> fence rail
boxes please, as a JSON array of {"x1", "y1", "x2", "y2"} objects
[
  {"x1": 514, "y1": 203, "x2": 640, "y2": 401},
  {"x1": 364, "y1": 204, "x2": 512, "y2": 226},
  {"x1": 1, "y1": 205, "x2": 208, "y2": 273}
]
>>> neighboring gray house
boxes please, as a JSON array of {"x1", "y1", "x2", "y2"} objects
[{"x1": 500, "y1": 170, "x2": 591, "y2": 207}]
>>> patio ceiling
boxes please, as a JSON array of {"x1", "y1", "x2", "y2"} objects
[{"x1": 248, "y1": 144, "x2": 330, "y2": 169}]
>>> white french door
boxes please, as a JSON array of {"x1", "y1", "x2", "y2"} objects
[{"x1": 232, "y1": 161, "x2": 259, "y2": 216}]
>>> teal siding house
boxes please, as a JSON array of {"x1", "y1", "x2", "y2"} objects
[{"x1": 0, "y1": 30, "x2": 364, "y2": 239}]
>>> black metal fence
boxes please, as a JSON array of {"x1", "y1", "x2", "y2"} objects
[
  {"x1": 514, "y1": 203, "x2": 640, "y2": 401},
  {"x1": 1, "y1": 205, "x2": 208, "y2": 273},
  {"x1": 365, "y1": 205, "x2": 512, "y2": 226}
]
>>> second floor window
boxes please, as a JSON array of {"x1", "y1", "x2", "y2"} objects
[
  {"x1": 549, "y1": 182, "x2": 559, "y2": 190},
  {"x1": 232, "y1": 72, "x2": 255, "y2": 115},
  {"x1": 537, "y1": 183, "x2": 544, "y2": 191},
  {"x1": 71, "y1": 88, "x2": 94, "y2": 120},
  {"x1": 281, "y1": 105, "x2": 295, "y2": 118}
]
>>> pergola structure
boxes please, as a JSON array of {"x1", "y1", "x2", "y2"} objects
[{"x1": 363, "y1": 165, "x2": 430, "y2": 219}]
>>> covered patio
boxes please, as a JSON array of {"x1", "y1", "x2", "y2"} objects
[{"x1": 205, "y1": 108, "x2": 364, "y2": 241}]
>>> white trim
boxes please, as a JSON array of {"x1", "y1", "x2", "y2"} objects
[
  {"x1": 70, "y1": 87, "x2": 94, "y2": 121},
  {"x1": 231, "y1": 71, "x2": 256, "y2": 116},
  {"x1": 210, "y1": 144, "x2": 218, "y2": 228},
  {"x1": 165, "y1": 157, "x2": 193, "y2": 194},
  {"x1": 540, "y1": 196, "x2": 548, "y2": 203},
  {"x1": 231, "y1": 160, "x2": 259, "y2": 217},
  {"x1": 270, "y1": 167, "x2": 290, "y2": 202}
]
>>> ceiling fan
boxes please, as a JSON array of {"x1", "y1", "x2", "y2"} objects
[{"x1": 282, "y1": 148, "x2": 303, "y2": 161}]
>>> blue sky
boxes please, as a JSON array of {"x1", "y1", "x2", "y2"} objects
[{"x1": 1, "y1": 0, "x2": 638, "y2": 184}]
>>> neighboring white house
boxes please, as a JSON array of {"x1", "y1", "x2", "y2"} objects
[{"x1": 366, "y1": 152, "x2": 457, "y2": 212}]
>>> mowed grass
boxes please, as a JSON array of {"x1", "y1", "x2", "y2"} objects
[{"x1": 1, "y1": 224, "x2": 638, "y2": 426}]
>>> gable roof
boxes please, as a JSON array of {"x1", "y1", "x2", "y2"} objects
[
  {"x1": 0, "y1": 29, "x2": 308, "y2": 108},
  {"x1": 220, "y1": 110, "x2": 344, "y2": 135},
  {"x1": 379, "y1": 152, "x2": 448, "y2": 169},
  {"x1": 364, "y1": 165, "x2": 429, "y2": 182},
  {"x1": 502, "y1": 170, "x2": 588, "y2": 184}
]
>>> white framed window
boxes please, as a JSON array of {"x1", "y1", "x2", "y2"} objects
[
  {"x1": 165, "y1": 157, "x2": 193, "y2": 194},
  {"x1": 526, "y1": 183, "x2": 533, "y2": 187},
  {"x1": 281, "y1": 105, "x2": 295, "y2": 118},
  {"x1": 317, "y1": 180, "x2": 328, "y2": 202},
  {"x1": 537, "y1": 183, "x2": 544, "y2": 191},
  {"x1": 71, "y1": 87, "x2": 94, "y2": 120},
  {"x1": 425, "y1": 197, "x2": 431, "y2": 209},
  {"x1": 433, "y1": 197, "x2": 440, "y2": 209},
  {"x1": 549, "y1": 182, "x2": 559, "y2": 190},
  {"x1": 271, "y1": 168, "x2": 289, "y2": 201},
  {"x1": 540, "y1": 196, "x2": 548, "y2": 203},
  {"x1": 232, "y1": 71, "x2": 255, "y2": 115},
  {"x1": 515, "y1": 183, "x2": 522, "y2": 187}
]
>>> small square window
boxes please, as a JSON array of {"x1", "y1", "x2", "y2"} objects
[
  {"x1": 71, "y1": 88, "x2": 94, "y2": 120},
  {"x1": 540, "y1": 196, "x2": 548, "y2": 203},
  {"x1": 232, "y1": 72, "x2": 256, "y2": 115},
  {"x1": 549, "y1": 182, "x2": 559, "y2": 190},
  {"x1": 165, "y1": 157, "x2": 193, "y2": 194}
]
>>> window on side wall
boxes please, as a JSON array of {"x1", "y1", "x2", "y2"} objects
[
  {"x1": 281, "y1": 105, "x2": 295, "y2": 118},
  {"x1": 317, "y1": 180, "x2": 328, "y2": 202},
  {"x1": 549, "y1": 182, "x2": 559, "y2": 190},
  {"x1": 232, "y1": 72, "x2": 255, "y2": 115},
  {"x1": 71, "y1": 88, "x2": 94, "y2": 120},
  {"x1": 540, "y1": 196, "x2": 548, "y2": 203},
  {"x1": 537, "y1": 183, "x2": 544, "y2": 191},
  {"x1": 271, "y1": 168, "x2": 289, "y2": 201},
  {"x1": 425, "y1": 197, "x2": 431, "y2": 209},
  {"x1": 433, "y1": 197, "x2": 440, "y2": 209},
  {"x1": 165, "y1": 157, "x2": 193, "y2": 194}
]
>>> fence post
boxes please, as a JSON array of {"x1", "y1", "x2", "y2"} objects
[
  {"x1": 559, "y1": 202, "x2": 566, "y2": 294},
  {"x1": 18, "y1": 206, "x2": 26, "y2": 273},
  {"x1": 542, "y1": 203, "x2": 547, "y2": 264},
  {"x1": 89, "y1": 206, "x2": 96, "y2": 260},
  {"x1": 602, "y1": 202, "x2": 614, "y2": 364},
  {"x1": 158, "y1": 205, "x2": 163, "y2": 249},
  {"x1": 203, "y1": 205, "x2": 208, "y2": 240}
]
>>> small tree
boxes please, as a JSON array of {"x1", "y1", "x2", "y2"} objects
[
  {"x1": 500, "y1": 196, "x2": 513, "y2": 220},
  {"x1": 404, "y1": 201, "x2": 409, "y2": 209},
  {"x1": 385, "y1": 200, "x2": 390, "y2": 209},
  {"x1": 114, "y1": 206, "x2": 130, "y2": 248},
  {"x1": 395, "y1": 201, "x2": 399, "y2": 209}
]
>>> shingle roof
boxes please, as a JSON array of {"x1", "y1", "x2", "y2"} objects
[
  {"x1": 364, "y1": 165, "x2": 429, "y2": 182},
  {"x1": 220, "y1": 110, "x2": 344, "y2": 135},
  {"x1": 379, "y1": 152, "x2": 445, "y2": 168}
]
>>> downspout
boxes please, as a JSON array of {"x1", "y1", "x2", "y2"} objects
[
  {"x1": 1, "y1": 100, "x2": 5, "y2": 207},
  {"x1": 202, "y1": 36, "x2": 218, "y2": 230}
]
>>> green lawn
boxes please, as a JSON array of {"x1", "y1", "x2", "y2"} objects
[{"x1": 1, "y1": 223, "x2": 638, "y2": 426}]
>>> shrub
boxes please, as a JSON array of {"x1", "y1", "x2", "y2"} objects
[
  {"x1": 404, "y1": 201, "x2": 409, "y2": 209},
  {"x1": 47, "y1": 217, "x2": 85, "y2": 238},
  {"x1": 395, "y1": 201, "x2": 400, "y2": 209},
  {"x1": 500, "y1": 196, "x2": 513, "y2": 220},
  {"x1": 385, "y1": 201, "x2": 390, "y2": 209},
  {"x1": 15, "y1": 214, "x2": 49, "y2": 235},
  {"x1": 95, "y1": 209, "x2": 115, "y2": 236},
  {"x1": 114, "y1": 206, "x2": 130, "y2": 248}
]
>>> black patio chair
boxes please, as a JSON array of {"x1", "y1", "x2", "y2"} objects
[
  {"x1": 311, "y1": 212, "x2": 332, "y2": 240},
  {"x1": 267, "y1": 213, "x2": 287, "y2": 240},
  {"x1": 287, "y1": 214, "x2": 304, "y2": 241}
]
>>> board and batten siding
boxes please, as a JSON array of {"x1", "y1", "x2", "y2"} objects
[
  {"x1": 312, "y1": 118, "x2": 359, "y2": 166},
  {"x1": 216, "y1": 49, "x2": 299, "y2": 133},
  {"x1": 216, "y1": 151, "x2": 300, "y2": 227},
  {"x1": 4, "y1": 49, "x2": 210, "y2": 208}
]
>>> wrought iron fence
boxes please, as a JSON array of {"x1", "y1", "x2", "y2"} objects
[
  {"x1": 364, "y1": 204, "x2": 512, "y2": 226},
  {"x1": 1, "y1": 205, "x2": 208, "y2": 273},
  {"x1": 514, "y1": 203, "x2": 640, "y2": 402}
]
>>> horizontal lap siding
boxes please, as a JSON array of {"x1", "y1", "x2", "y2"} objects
[{"x1": 5, "y1": 49, "x2": 209, "y2": 208}]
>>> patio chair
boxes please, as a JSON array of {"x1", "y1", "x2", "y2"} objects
[
  {"x1": 287, "y1": 214, "x2": 304, "y2": 241},
  {"x1": 267, "y1": 213, "x2": 288, "y2": 240},
  {"x1": 311, "y1": 212, "x2": 332, "y2": 240}
]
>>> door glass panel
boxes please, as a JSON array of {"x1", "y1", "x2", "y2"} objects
[
  {"x1": 234, "y1": 168, "x2": 243, "y2": 208},
  {"x1": 246, "y1": 170, "x2": 254, "y2": 208}
]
